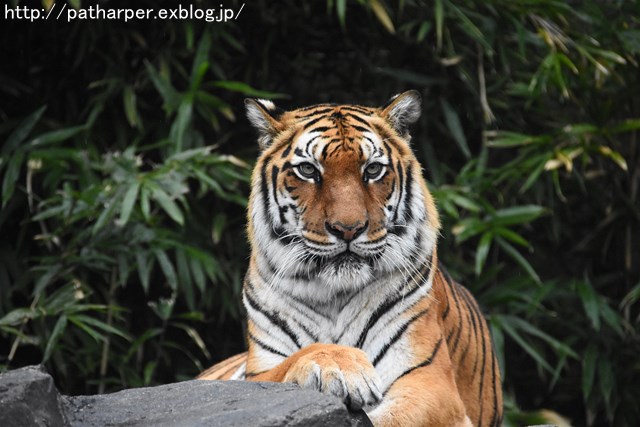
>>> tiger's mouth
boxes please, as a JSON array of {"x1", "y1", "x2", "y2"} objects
[
  {"x1": 301, "y1": 235, "x2": 382, "y2": 270},
  {"x1": 328, "y1": 249, "x2": 379, "y2": 271}
]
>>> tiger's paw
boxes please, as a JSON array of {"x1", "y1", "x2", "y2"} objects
[{"x1": 283, "y1": 344, "x2": 383, "y2": 410}]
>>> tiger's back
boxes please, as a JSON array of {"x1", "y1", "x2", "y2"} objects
[{"x1": 199, "y1": 92, "x2": 502, "y2": 427}]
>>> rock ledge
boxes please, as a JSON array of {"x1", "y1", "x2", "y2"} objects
[{"x1": 0, "y1": 365, "x2": 371, "y2": 426}]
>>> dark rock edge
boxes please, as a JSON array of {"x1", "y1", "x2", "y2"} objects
[{"x1": 0, "y1": 365, "x2": 372, "y2": 427}]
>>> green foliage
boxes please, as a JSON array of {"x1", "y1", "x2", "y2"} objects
[{"x1": 1, "y1": 1, "x2": 639, "y2": 426}]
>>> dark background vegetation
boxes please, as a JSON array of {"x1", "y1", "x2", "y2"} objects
[{"x1": 1, "y1": 0, "x2": 639, "y2": 426}]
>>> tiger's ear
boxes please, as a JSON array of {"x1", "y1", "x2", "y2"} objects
[
  {"x1": 380, "y1": 90, "x2": 422, "y2": 136},
  {"x1": 245, "y1": 98, "x2": 284, "y2": 149}
]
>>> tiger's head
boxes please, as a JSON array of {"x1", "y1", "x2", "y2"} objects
[{"x1": 246, "y1": 91, "x2": 440, "y2": 302}]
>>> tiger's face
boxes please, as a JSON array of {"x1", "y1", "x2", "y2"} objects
[{"x1": 246, "y1": 92, "x2": 440, "y2": 301}]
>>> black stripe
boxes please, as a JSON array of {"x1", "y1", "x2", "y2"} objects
[
  {"x1": 248, "y1": 331, "x2": 288, "y2": 358},
  {"x1": 308, "y1": 126, "x2": 330, "y2": 133},
  {"x1": 273, "y1": 227, "x2": 294, "y2": 245},
  {"x1": 260, "y1": 156, "x2": 285, "y2": 243},
  {"x1": 449, "y1": 312, "x2": 465, "y2": 356},
  {"x1": 392, "y1": 160, "x2": 404, "y2": 224},
  {"x1": 289, "y1": 294, "x2": 331, "y2": 321},
  {"x1": 442, "y1": 298, "x2": 451, "y2": 320},
  {"x1": 355, "y1": 257, "x2": 431, "y2": 348},
  {"x1": 277, "y1": 134, "x2": 295, "y2": 158},
  {"x1": 456, "y1": 303, "x2": 474, "y2": 364},
  {"x1": 351, "y1": 124, "x2": 370, "y2": 133},
  {"x1": 403, "y1": 164, "x2": 414, "y2": 222},
  {"x1": 321, "y1": 142, "x2": 331, "y2": 160},
  {"x1": 244, "y1": 291, "x2": 302, "y2": 349},
  {"x1": 298, "y1": 103, "x2": 336, "y2": 112},
  {"x1": 245, "y1": 369, "x2": 268, "y2": 378},
  {"x1": 383, "y1": 141, "x2": 394, "y2": 158},
  {"x1": 453, "y1": 283, "x2": 475, "y2": 357},
  {"x1": 340, "y1": 106, "x2": 373, "y2": 115},
  {"x1": 303, "y1": 116, "x2": 325, "y2": 130},
  {"x1": 493, "y1": 352, "x2": 503, "y2": 426},
  {"x1": 372, "y1": 123, "x2": 395, "y2": 144},
  {"x1": 281, "y1": 161, "x2": 294, "y2": 172},
  {"x1": 259, "y1": 162, "x2": 292, "y2": 242},
  {"x1": 281, "y1": 143, "x2": 292, "y2": 158},
  {"x1": 289, "y1": 313, "x2": 319, "y2": 342},
  {"x1": 385, "y1": 338, "x2": 443, "y2": 395},
  {"x1": 271, "y1": 166, "x2": 286, "y2": 225},
  {"x1": 304, "y1": 136, "x2": 325, "y2": 159},
  {"x1": 295, "y1": 108, "x2": 334, "y2": 118},
  {"x1": 442, "y1": 269, "x2": 464, "y2": 355},
  {"x1": 372, "y1": 308, "x2": 429, "y2": 366},
  {"x1": 260, "y1": 156, "x2": 271, "y2": 217},
  {"x1": 344, "y1": 113, "x2": 373, "y2": 128},
  {"x1": 474, "y1": 298, "x2": 488, "y2": 427}
]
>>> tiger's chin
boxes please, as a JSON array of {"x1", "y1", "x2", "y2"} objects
[{"x1": 317, "y1": 253, "x2": 374, "y2": 294}]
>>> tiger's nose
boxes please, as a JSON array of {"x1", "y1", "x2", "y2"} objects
[{"x1": 325, "y1": 221, "x2": 368, "y2": 242}]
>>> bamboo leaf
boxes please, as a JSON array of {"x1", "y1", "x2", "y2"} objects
[
  {"x1": 452, "y1": 217, "x2": 487, "y2": 244},
  {"x1": 43, "y1": 315, "x2": 67, "y2": 363},
  {"x1": 416, "y1": 21, "x2": 431, "y2": 42},
  {"x1": 582, "y1": 343, "x2": 597, "y2": 400},
  {"x1": 93, "y1": 195, "x2": 120, "y2": 235},
  {"x1": 190, "y1": 33, "x2": 211, "y2": 90},
  {"x1": 29, "y1": 125, "x2": 86, "y2": 147},
  {"x1": 144, "y1": 60, "x2": 180, "y2": 111},
  {"x1": 440, "y1": 99, "x2": 470, "y2": 159},
  {"x1": 485, "y1": 131, "x2": 549, "y2": 148},
  {"x1": 490, "y1": 205, "x2": 546, "y2": 227},
  {"x1": 144, "y1": 361, "x2": 157, "y2": 385},
  {"x1": 123, "y1": 86, "x2": 140, "y2": 128},
  {"x1": 575, "y1": 280, "x2": 601, "y2": 331},
  {"x1": 369, "y1": 0, "x2": 395, "y2": 33},
  {"x1": 598, "y1": 146, "x2": 628, "y2": 171},
  {"x1": 211, "y1": 81, "x2": 287, "y2": 99},
  {"x1": 2, "y1": 149, "x2": 25, "y2": 207},
  {"x1": 475, "y1": 232, "x2": 493, "y2": 276},
  {"x1": 119, "y1": 181, "x2": 140, "y2": 226},
  {"x1": 496, "y1": 237, "x2": 541, "y2": 284},
  {"x1": 3, "y1": 106, "x2": 46, "y2": 155},
  {"x1": 434, "y1": 0, "x2": 443, "y2": 50},
  {"x1": 499, "y1": 315, "x2": 554, "y2": 373},
  {"x1": 153, "y1": 249, "x2": 178, "y2": 290},
  {"x1": 336, "y1": 0, "x2": 347, "y2": 29},
  {"x1": 494, "y1": 227, "x2": 530, "y2": 248},
  {"x1": 169, "y1": 100, "x2": 193, "y2": 153},
  {"x1": 34, "y1": 265, "x2": 62, "y2": 296},
  {"x1": 70, "y1": 314, "x2": 132, "y2": 341},
  {"x1": 136, "y1": 250, "x2": 152, "y2": 293},
  {"x1": 0, "y1": 308, "x2": 39, "y2": 327},
  {"x1": 150, "y1": 186, "x2": 184, "y2": 226},
  {"x1": 69, "y1": 316, "x2": 106, "y2": 343},
  {"x1": 448, "y1": 193, "x2": 481, "y2": 212}
]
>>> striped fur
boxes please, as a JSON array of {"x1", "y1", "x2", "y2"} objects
[{"x1": 198, "y1": 91, "x2": 503, "y2": 427}]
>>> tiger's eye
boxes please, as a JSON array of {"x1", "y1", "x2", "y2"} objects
[
  {"x1": 365, "y1": 163, "x2": 384, "y2": 179},
  {"x1": 297, "y1": 162, "x2": 318, "y2": 179}
]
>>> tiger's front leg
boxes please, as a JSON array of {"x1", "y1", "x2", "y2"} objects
[
  {"x1": 366, "y1": 337, "x2": 471, "y2": 427},
  {"x1": 247, "y1": 343, "x2": 383, "y2": 411}
]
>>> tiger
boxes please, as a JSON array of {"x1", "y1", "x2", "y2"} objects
[{"x1": 198, "y1": 91, "x2": 503, "y2": 427}]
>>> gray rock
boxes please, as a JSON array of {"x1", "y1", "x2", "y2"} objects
[
  {"x1": 0, "y1": 366, "x2": 371, "y2": 427},
  {"x1": 0, "y1": 365, "x2": 69, "y2": 427}
]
